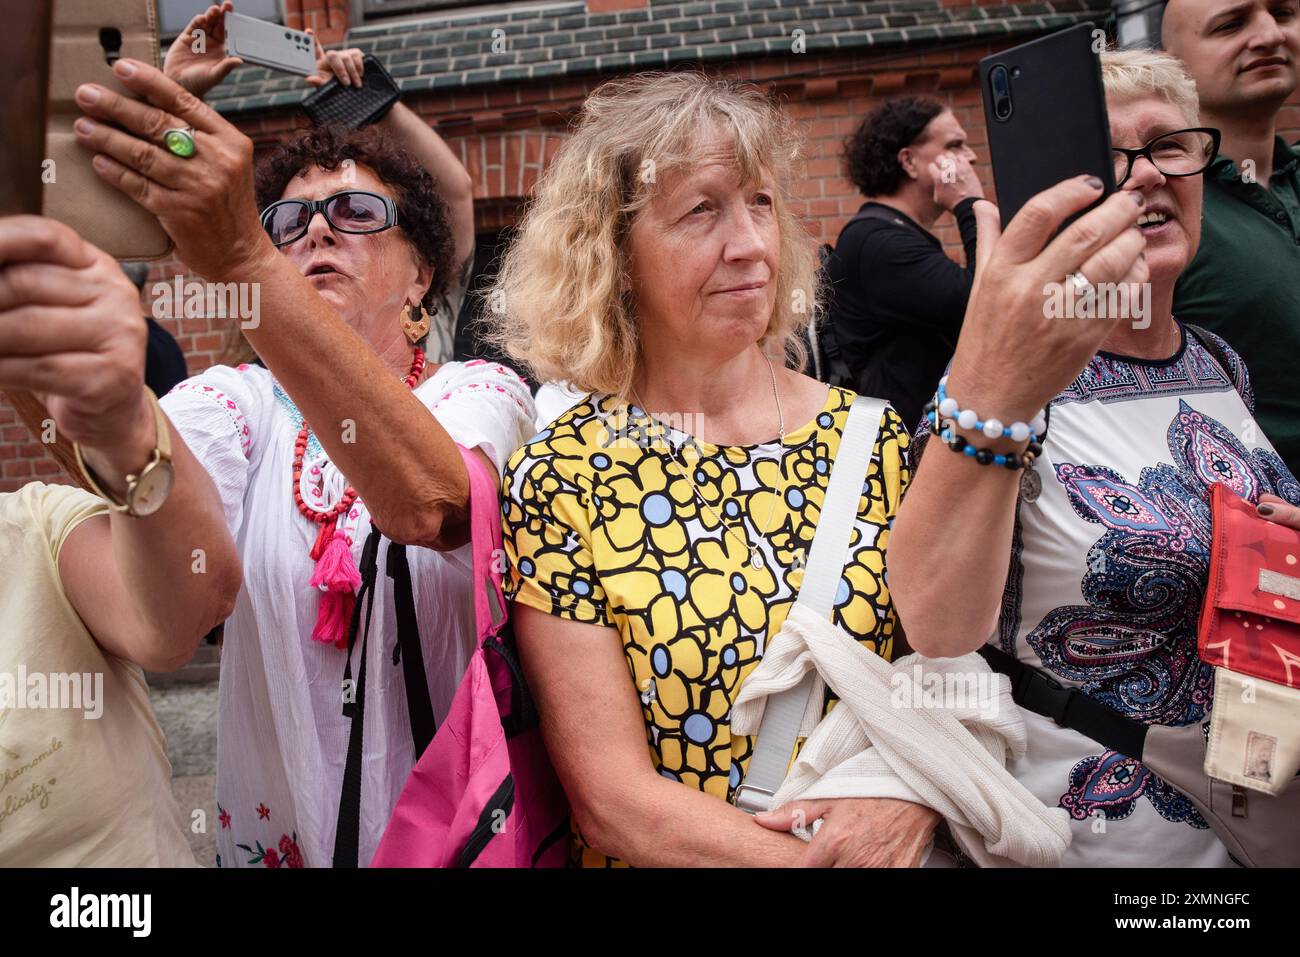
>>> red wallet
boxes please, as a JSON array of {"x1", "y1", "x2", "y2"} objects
[{"x1": 1199, "y1": 482, "x2": 1300, "y2": 689}]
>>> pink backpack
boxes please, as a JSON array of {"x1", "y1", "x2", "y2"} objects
[{"x1": 370, "y1": 446, "x2": 571, "y2": 867}]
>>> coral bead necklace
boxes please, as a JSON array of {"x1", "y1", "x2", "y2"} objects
[{"x1": 293, "y1": 346, "x2": 426, "y2": 648}]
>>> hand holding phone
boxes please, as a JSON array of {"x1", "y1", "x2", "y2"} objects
[
  {"x1": 304, "y1": 32, "x2": 366, "y2": 88},
  {"x1": 934, "y1": 24, "x2": 1147, "y2": 420},
  {"x1": 73, "y1": 58, "x2": 267, "y2": 282},
  {"x1": 164, "y1": 1, "x2": 244, "y2": 99},
  {"x1": 979, "y1": 23, "x2": 1116, "y2": 228},
  {"x1": 301, "y1": 54, "x2": 400, "y2": 130},
  {"x1": 943, "y1": 180, "x2": 1147, "y2": 425}
]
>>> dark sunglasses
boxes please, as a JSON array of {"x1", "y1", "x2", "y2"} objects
[
  {"x1": 1112, "y1": 127, "x2": 1221, "y2": 188},
  {"x1": 260, "y1": 190, "x2": 399, "y2": 247}
]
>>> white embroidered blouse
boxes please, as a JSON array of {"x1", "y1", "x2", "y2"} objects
[{"x1": 161, "y1": 358, "x2": 535, "y2": 867}]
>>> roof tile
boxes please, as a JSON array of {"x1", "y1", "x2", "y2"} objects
[{"x1": 211, "y1": 0, "x2": 1108, "y2": 113}]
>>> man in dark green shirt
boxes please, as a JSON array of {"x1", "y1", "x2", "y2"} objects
[{"x1": 1164, "y1": 0, "x2": 1300, "y2": 474}]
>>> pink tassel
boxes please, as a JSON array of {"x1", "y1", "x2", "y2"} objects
[
  {"x1": 311, "y1": 530, "x2": 362, "y2": 592},
  {"x1": 311, "y1": 589, "x2": 356, "y2": 649},
  {"x1": 309, "y1": 528, "x2": 361, "y2": 647}
]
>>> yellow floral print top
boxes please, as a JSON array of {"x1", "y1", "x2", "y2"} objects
[{"x1": 501, "y1": 386, "x2": 911, "y2": 866}]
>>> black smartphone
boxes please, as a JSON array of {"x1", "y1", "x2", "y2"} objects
[
  {"x1": 979, "y1": 23, "x2": 1115, "y2": 229},
  {"x1": 301, "y1": 55, "x2": 400, "y2": 130}
]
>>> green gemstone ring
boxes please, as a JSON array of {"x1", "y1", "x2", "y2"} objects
[{"x1": 163, "y1": 127, "x2": 196, "y2": 158}]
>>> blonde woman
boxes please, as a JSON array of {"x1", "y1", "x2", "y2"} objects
[{"x1": 490, "y1": 73, "x2": 941, "y2": 867}]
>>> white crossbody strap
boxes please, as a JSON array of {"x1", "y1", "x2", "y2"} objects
[{"x1": 734, "y1": 396, "x2": 888, "y2": 814}]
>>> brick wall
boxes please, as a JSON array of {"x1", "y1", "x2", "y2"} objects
[
  {"x1": 5, "y1": 37, "x2": 1300, "y2": 491},
  {"x1": 284, "y1": 0, "x2": 353, "y2": 46}
]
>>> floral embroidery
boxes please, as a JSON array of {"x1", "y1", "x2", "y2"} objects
[
  {"x1": 236, "y1": 831, "x2": 304, "y2": 868},
  {"x1": 256, "y1": 802, "x2": 270, "y2": 821},
  {"x1": 278, "y1": 833, "x2": 305, "y2": 868},
  {"x1": 169, "y1": 380, "x2": 252, "y2": 458},
  {"x1": 436, "y1": 361, "x2": 532, "y2": 415},
  {"x1": 218, "y1": 804, "x2": 231, "y2": 830}
]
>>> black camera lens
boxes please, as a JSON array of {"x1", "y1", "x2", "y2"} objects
[
  {"x1": 989, "y1": 65, "x2": 1013, "y2": 120},
  {"x1": 99, "y1": 27, "x2": 123, "y2": 65}
]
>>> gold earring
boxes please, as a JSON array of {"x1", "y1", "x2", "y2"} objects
[{"x1": 400, "y1": 303, "x2": 431, "y2": 345}]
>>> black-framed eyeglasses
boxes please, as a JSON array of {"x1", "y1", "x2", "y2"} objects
[
  {"x1": 1112, "y1": 127, "x2": 1221, "y2": 188},
  {"x1": 259, "y1": 190, "x2": 399, "y2": 247}
]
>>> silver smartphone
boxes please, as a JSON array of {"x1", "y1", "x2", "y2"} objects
[{"x1": 223, "y1": 11, "x2": 317, "y2": 76}]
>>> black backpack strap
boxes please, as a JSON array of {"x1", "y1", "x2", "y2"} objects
[
  {"x1": 977, "y1": 644, "x2": 1148, "y2": 761},
  {"x1": 816, "y1": 214, "x2": 882, "y2": 388},
  {"x1": 840, "y1": 202, "x2": 922, "y2": 235},
  {"x1": 386, "y1": 539, "x2": 437, "y2": 757},
  {"x1": 332, "y1": 524, "x2": 383, "y2": 868}
]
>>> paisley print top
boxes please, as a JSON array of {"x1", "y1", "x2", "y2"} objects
[
  {"x1": 916, "y1": 323, "x2": 1300, "y2": 867},
  {"x1": 502, "y1": 386, "x2": 910, "y2": 867}
]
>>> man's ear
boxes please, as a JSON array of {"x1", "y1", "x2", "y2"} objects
[{"x1": 898, "y1": 147, "x2": 918, "y2": 180}]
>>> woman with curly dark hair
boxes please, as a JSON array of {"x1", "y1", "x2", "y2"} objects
[
  {"x1": 68, "y1": 5, "x2": 534, "y2": 867},
  {"x1": 828, "y1": 95, "x2": 984, "y2": 430}
]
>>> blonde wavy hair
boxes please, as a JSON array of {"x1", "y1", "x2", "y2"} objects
[
  {"x1": 485, "y1": 71, "x2": 817, "y2": 397},
  {"x1": 1100, "y1": 48, "x2": 1200, "y2": 126}
]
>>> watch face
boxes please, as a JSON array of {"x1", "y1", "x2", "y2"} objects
[{"x1": 130, "y1": 463, "x2": 175, "y2": 517}]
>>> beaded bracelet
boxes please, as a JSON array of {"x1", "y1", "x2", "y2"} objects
[
  {"x1": 926, "y1": 405, "x2": 1046, "y2": 471},
  {"x1": 931, "y1": 376, "x2": 1047, "y2": 443},
  {"x1": 937, "y1": 423, "x2": 1043, "y2": 469}
]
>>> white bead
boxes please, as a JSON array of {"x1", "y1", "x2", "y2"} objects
[
  {"x1": 939, "y1": 374, "x2": 949, "y2": 389},
  {"x1": 1031, "y1": 414, "x2": 1047, "y2": 436},
  {"x1": 938, "y1": 397, "x2": 959, "y2": 417},
  {"x1": 983, "y1": 418, "x2": 1004, "y2": 439},
  {"x1": 957, "y1": 409, "x2": 978, "y2": 430},
  {"x1": 1009, "y1": 421, "x2": 1031, "y2": 442}
]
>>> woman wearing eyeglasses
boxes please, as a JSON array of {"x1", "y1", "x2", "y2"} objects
[
  {"x1": 67, "y1": 6, "x2": 535, "y2": 867},
  {"x1": 888, "y1": 49, "x2": 1300, "y2": 866}
]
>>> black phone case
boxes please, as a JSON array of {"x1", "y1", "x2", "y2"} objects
[
  {"x1": 979, "y1": 23, "x2": 1115, "y2": 229},
  {"x1": 301, "y1": 54, "x2": 400, "y2": 130}
]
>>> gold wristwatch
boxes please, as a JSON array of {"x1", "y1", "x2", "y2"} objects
[{"x1": 74, "y1": 387, "x2": 175, "y2": 518}]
